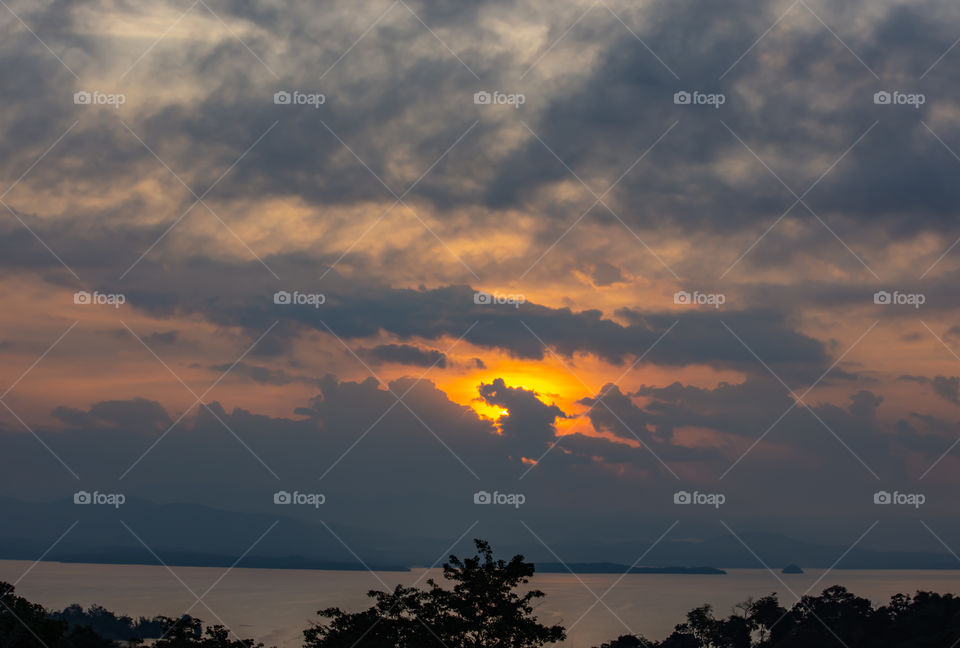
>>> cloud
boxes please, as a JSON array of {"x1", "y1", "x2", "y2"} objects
[
  {"x1": 108, "y1": 270, "x2": 833, "y2": 378},
  {"x1": 51, "y1": 397, "x2": 172, "y2": 432},
  {"x1": 899, "y1": 375, "x2": 960, "y2": 405},
  {"x1": 478, "y1": 378, "x2": 566, "y2": 457},
  {"x1": 3, "y1": 0, "x2": 960, "y2": 280},
  {"x1": 206, "y1": 361, "x2": 313, "y2": 386},
  {"x1": 360, "y1": 344, "x2": 447, "y2": 368},
  {"x1": 3, "y1": 0, "x2": 960, "y2": 554},
  {"x1": 590, "y1": 261, "x2": 628, "y2": 287}
]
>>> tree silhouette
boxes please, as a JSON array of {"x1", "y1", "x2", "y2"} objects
[
  {"x1": 52, "y1": 603, "x2": 168, "y2": 641},
  {"x1": 0, "y1": 582, "x2": 263, "y2": 648},
  {"x1": 596, "y1": 585, "x2": 960, "y2": 648},
  {"x1": 153, "y1": 616, "x2": 265, "y2": 648},
  {"x1": 304, "y1": 539, "x2": 565, "y2": 648},
  {"x1": 1, "y1": 582, "x2": 113, "y2": 648}
]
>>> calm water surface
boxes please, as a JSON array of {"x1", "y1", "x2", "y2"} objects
[{"x1": 2, "y1": 560, "x2": 958, "y2": 648}]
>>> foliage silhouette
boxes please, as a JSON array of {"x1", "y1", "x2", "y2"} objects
[
  {"x1": 594, "y1": 585, "x2": 960, "y2": 648},
  {"x1": 0, "y1": 582, "x2": 262, "y2": 648},
  {"x1": 51, "y1": 603, "x2": 167, "y2": 641},
  {"x1": 1, "y1": 583, "x2": 113, "y2": 648},
  {"x1": 152, "y1": 616, "x2": 264, "y2": 648},
  {"x1": 303, "y1": 538, "x2": 565, "y2": 648}
]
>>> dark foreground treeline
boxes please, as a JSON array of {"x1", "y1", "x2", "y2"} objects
[
  {"x1": 598, "y1": 586, "x2": 960, "y2": 647},
  {"x1": 2, "y1": 539, "x2": 959, "y2": 648},
  {"x1": 0, "y1": 586, "x2": 258, "y2": 648},
  {"x1": 51, "y1": 604, "x2": 167, "y2": 642}
]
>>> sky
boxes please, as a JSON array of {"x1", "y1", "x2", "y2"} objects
[{"x1": 2, "y1": 0, "x2": 960, "y2": 563}]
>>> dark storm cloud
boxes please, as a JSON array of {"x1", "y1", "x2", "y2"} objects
[
  {"x1": 102, "y1": 264, "x2": 833, "y2": 378},
  {"x1": 51, "y1": 397, "x2": 172, "y2": 432},
  {"x1": 901, "y1": 411, "x2": 960, "y2": 451},
  {"x1": 4, "y1": 0, "x2": 960, "y2": 554},
  {"x1": 590, "y1": 374, "x2": 953, "y2": 482},
  {"x1": 688, "y1": 271, "x2": 960, "y2": 321},
  {"x1": 104, "y1": 328, "x2": 181, "y2": 346},
  {"x1": 479, "y1": 0, "x2": 960, "y2": 251},
  {"x1": 590, "y1": 262, "x2": 627, "y2": 287},
  {"x1": 6, "y1": 371, "x2": 959, "y2": 548},
  {"x1": 933, "y1": 377, "x2": 960, "y2": 403},
  {"x1": 626, "y1": 378, "x2": 796, "y2": 442},
  {"x1": 0, "y1": 215, "x2": 835, "y2": 375},
  {"x1": 478, "y1": 378, "x2": 566, "y2": 456},
  {"x1": 143, "y1": 330, "x2": 179, "y2": 346},
  {"x1": 571, "y1": 383, "x2": 730, "y2": 475},
  {"x1": 5, "y1": 375, "x2": 551, "y2": 515},
  {"x1": 361, "y1": 343, "x2": 447, "y2": 368},
  {"x1": 3, "y1": 0, "x2": 959, "y2": 262},
  {"x1": 899, "y1": 375, "x2": 960, "y2": 405},
  {"x1": 206, "y1": 361, "x2": 313, "y2": 386}
]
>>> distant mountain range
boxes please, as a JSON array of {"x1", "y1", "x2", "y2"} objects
[
  {"x1": 513, "y1": 532, "x2": 960, "y2": 571},
  {"x1": 1, "y1": 497, "x2": 957, "y2": 572},
  {"x1": 0, "y1": 496, "x2": 409, "y2": 571},
  {"x1": 536, "y1": 563, "x2": 726, "y2": 575}
]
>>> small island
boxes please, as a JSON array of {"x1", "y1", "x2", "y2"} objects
[{"x1": 782, "y1": 563, "x2": 804, "y2": 574}]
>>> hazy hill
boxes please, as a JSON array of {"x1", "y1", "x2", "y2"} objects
[{"x1": 1, "y1": 497, "x2": 955, "y2": 571}]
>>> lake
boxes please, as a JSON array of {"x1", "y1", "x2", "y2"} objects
[{"x1": 2, "y1": 560, "x2": 958, "y2": 647}]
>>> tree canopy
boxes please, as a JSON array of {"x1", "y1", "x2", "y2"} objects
[
  {"x1": 303, "y1": 539, "x2": 565, "y2": 648},
  {"x1": 601, "y1": 585, "x2": 960, "y2": 648}
]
